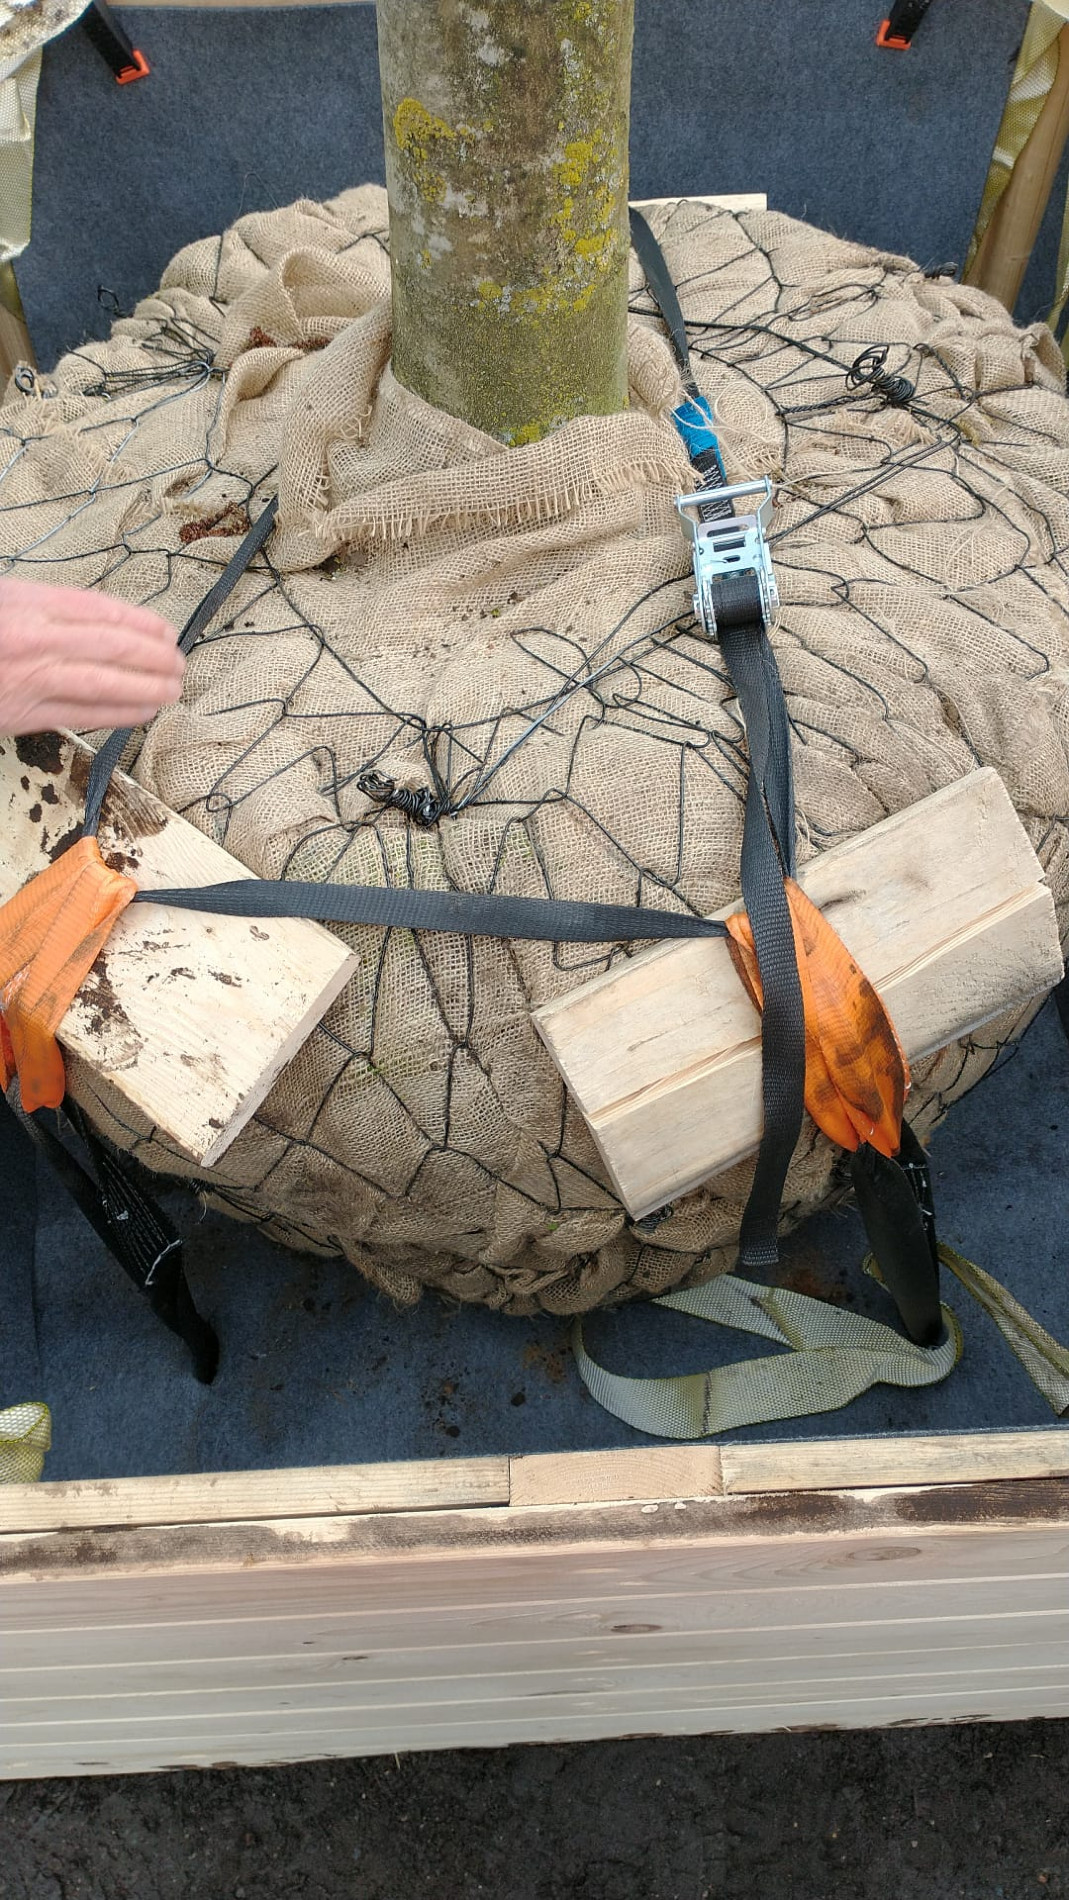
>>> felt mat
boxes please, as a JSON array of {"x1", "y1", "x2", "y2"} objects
[
  {"x1": 2, "y1": 1000, "x2": 1065, "y2": 1481},
  {"x1": 15, "y1": 0, "x2": 1051, "y2": 371}
]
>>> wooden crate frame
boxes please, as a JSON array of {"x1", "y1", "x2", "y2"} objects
[{"x1": 3, "y1": 1429, "x2": 1069, "y2": 1777}]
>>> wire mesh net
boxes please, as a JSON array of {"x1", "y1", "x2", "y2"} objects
[{"x1": 1, "y1": 188, "x2": 1066, "y2": 1314}]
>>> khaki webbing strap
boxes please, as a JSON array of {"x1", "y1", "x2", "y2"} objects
[
  {"x1": 938, "y1": 1243, "x2": 1069, "y2": 1415},
  {"x1": 574, "y1": 1238, "x2": 1069, "y2": 1438},
  {"x1": 574, "y1": 1274, "x2": 962, "y2": 1438}
]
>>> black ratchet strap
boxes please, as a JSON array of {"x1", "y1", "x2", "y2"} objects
[
  {"x1": 2, "y1": 1088, "x2": 217, "y2": 1382},
  {"x1": 81, "y1": 0, "x2": 150, "y2": 83},
  {"x1": 876, "y1": 0, "x2": 936, "y2": 49},
  {"x1": 629, "y1": 207, "x2": 941, "y2": 1338},
  {"x1": 631, "y1": 206, "x2": 805, "y2": 1268}
]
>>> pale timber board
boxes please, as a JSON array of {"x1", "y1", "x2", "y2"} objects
[
  {"x1": 8, "y1": 1576, "x2": 1067, "y2": 1666},
  {"x1": 3, "y1": 1501, "x2": 1067, "y2": 1775},
  {"x1": 722, "y1": 1432, "x2": 1069, "y2": 1496},
  {"x1": 511, "y1": 1447, "x2": 725, "y2": 1508},
  {"x1": 10, "y1": 1675, "x2": 1069, "y2": 1758},
  {"x1": 8, "y1": 1569, "x2": 1067, "y2": 1668},
  {"x1": 0, "y1": 1457, "x2": 510, "y2": 1534},
  {"x1": 510, "y1": 1432, "x2": 1069, "y2": 1508},
  {"x1": 534, "y1": 769, "x2": 1064, "y2": 1217},
  {"x1": 0, "y1": 731, "x2": 358, "y2": 1166},
  {"x1": 11, "y1": 1686, "x2": 1069, "y2": 1777},
  {"x1": 5, "y1": 1504, "x2": 1069, "y2": 1619},
  {"x1": 8, "y1": 1428, "x2": 1069, "y2": 1537}
]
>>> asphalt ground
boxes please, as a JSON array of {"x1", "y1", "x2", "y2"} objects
[{"x1": 3, "y1": 1719, "x2": 1068, "y2": 1899}]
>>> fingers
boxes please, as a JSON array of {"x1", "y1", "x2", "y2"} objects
[
  {"x1": 0, "y1": 576, "x2": 179, "y2": 643},
  {"x1": 18, "y1": 613, "x2": 186, "y2": 688},
  {"x1": 29, "y1": 665, "x2": 183, "y2": 724},
  {"x1": 0, "y1": 576, "x2": 186, "y2": 737},
  {"x1": 31, "y1": 703, "x2": 172, "y2": 734}
]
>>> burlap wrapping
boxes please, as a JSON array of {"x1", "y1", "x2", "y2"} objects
[{"x1": 1, "y1": 188, "x2": 1066, "y2": 1314}]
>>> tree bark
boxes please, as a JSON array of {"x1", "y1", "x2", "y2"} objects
[{"x1": 376, "y1": 0, "x2": 634, "y2": 444}]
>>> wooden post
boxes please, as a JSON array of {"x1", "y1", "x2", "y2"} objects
[
  {"x1": 964, "y1": 21, "x2": 1069, "y2": 312},
  {"x1": 376, "y1": 0, "x2": 634, "y2": 444}
]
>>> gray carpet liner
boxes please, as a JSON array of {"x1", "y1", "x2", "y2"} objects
[
  {"x1": 2, "y1": 1002, "x2": 1066, "y2": 1481},
  {"x1": 17, "y1": 0, "x2": 1049, "y2": 369}
]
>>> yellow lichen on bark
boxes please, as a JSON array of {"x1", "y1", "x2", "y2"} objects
[{"x1": 376, "y1": 0, "x2": 634, "y2": 444}]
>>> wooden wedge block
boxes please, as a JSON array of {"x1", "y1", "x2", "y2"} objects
[
  {"x1": 534, "y1": 770, "x2": 1065, "y2": 1221},
  {"x1": 0, "y1": 731, "x2": 359, "y2": 1167}
]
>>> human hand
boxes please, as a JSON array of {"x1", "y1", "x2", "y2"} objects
[{"x1": 0, "y1": 577, "x2": 185, "y2": 736}]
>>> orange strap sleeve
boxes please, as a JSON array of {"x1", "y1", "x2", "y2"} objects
[
  {"x1": 725, "y1": 875, "x2": 909, "y2": 1158},
  {"x1": 0, "y1": 838, "x2": 137, "y2": 1112}
]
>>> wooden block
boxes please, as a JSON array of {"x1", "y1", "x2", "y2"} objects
[
  {"x1": 534, "y1": 770, "x2": 1065, "y2": 1220},
  {"x1": 510, "y1": 1447, "x2": 725, "y2": 1508},
  {"x1": 0, "y1": 730, "x2": 358, "y2": 1166}
]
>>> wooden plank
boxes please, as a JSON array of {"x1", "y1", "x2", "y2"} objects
[
  {"x1": 4, "y1": 1429, "x2": 1064, "y2": 1537},
  {"x1": 6, "y1": 1499, "x2": 1069, "y2": 1622},
  {"x1": 722, "y1": 1431, "x2": 1069, "y2": 1497},
  {"x1": 7, "y1": 1571, "x2": 1067, "y2": 1661},
  {"x1": 3, "y1": 1502, "x2": 1068, "y2": 1777},
  {"x1": 534, "y1": 769, "x2": 1064, "y2": 1218},
  {"x1": 9, "y1": 1682, "x2": 1069, "y2": 1779},
  {"x1": 0, "y1": 1457, "x2": 510, "y2": 1535},
  {"x1": 512, "y1": 1433, "x2": 1069, "y2": 1508},
  {"x1": 0, "y1": 730, "x2": 358, "y2": 1166},
  {"x1": 9, "y1": 1649, "x2": 1069, "y2": 1732}
]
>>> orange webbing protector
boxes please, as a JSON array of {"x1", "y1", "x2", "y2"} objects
[
  {"x1": 725, "y1": 876, "x2": 909, "y2": 1158},
  {"x1": 0, "y1": 838, "x2": 137, "y2": 1112}
]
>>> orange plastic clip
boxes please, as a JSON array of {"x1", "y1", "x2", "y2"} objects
[
  {"x1": 876, "y1": 18, "x2": 912, "y2": 47},
  {"x1": 725, "y1": 877, "x2": 909, "y2": 1158},
  {"x1": 116, "y1": 49, "x2": 150, "y2": 83},
  {"x1": 0, "y1": 838, "x2": 137, "y2": 1112}
]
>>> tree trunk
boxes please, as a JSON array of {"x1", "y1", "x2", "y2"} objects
[{"x1": 376, "y1": 0, "x2": 634, "y2": 445}]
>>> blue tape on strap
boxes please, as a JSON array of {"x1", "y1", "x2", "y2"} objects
[{"x1": 672, "y1": 394, "x2": 722, "y2": 466}]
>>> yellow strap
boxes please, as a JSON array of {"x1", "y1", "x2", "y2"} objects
[{"x1": 0, "y1": 1400, "x2": 51, "y2": 1483}]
